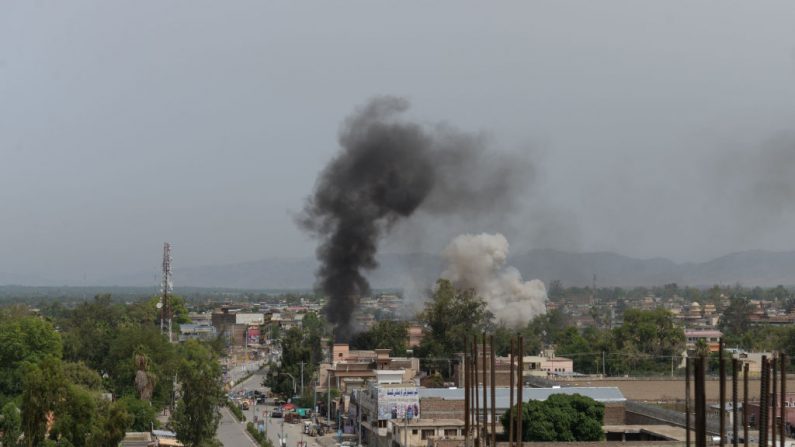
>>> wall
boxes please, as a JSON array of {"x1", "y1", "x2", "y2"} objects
[
  {"x1": 420, "y1": 398, "x2": 465, "y2": 420},
  {"x1": 603, "y1": 402, "x2": 626, "y2": 425}
]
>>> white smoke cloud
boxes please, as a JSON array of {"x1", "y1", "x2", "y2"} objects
[{"x1": 441, "y1": 233, "x2": 547, "y2": 326}]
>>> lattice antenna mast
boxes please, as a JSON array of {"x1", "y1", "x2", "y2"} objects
[{"x1": 160, "y1": 242, "x2": 173, "y2": 343}]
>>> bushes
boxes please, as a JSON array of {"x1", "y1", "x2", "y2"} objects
[
  {"x1": 246, "y1": 421, "x2": 273, "y2": 447},
  {"x1": 500, "y1": 393, "x2": 604, "y2": 442},
  {"x1": 228, "y1": 401, "x2": 246, "y2": 422}
]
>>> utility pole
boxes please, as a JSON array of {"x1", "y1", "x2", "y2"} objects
[
  {"x1": 404, "y1": 412, "x2": 408, "y2": 447},
  {"x1": 300, "y1": 361, "x2": 305, "y2": 399},
  {"x1": 327, "y1": 371, "x2": 331, "y2": 420}
]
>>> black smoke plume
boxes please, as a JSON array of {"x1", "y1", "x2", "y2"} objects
[{"x1": 299, "y1": 96, "x2": 529, "y2": 341}]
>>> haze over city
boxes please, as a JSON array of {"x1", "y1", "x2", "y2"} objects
[{"x1": 3, "y1": 1, "x2": 795, "y2": 285}]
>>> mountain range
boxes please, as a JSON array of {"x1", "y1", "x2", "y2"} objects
[{"x1": 4, "y1": 249, "x2": 795, "y2": 289}]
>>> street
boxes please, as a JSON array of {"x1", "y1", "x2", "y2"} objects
[
  {"x1": 217, "y1": 367, "x2": 329, "y2": 447},
  {"x1": 217, "y1": 368, "x2": 265, "y2": 447}
]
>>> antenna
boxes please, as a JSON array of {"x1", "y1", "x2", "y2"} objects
[{"x1": 161, "y1": 242, "x2": 173, "y2": 343}]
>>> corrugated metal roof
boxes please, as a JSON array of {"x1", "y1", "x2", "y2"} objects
[{"x1": 419, "y1": 386, "x2": 625, "y2": 408}]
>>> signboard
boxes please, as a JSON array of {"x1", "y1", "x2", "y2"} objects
[
  {"x1": 247, "y1": 326, "x2": 260, "y2": 345},
  {"x1": 376, "y1": 386, "x2": 420, "y2": 420}
]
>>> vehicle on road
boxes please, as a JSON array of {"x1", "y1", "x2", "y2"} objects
[{"x1": 284, "y1": 412, "x2": 301, "y2": 424}]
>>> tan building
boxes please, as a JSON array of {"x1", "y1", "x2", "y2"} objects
[
  {"x1": 685, "y1": 329, "x2": 722, "y2": 353},
  {"x1": 319, "y1": 345, "x2": 420, "y2": 394},
  {"x1": 733, "y1": 351, "x2": 773, "y2": 376},
  {"x1": 391, "y1": 419, "x2": 465, "y2": 447}
]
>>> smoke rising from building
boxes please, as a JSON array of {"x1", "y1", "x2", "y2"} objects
[
  {"x1": 441, "y1": 233, "x2": 547, "y2": 326},
  {"x1": 299, "y1": 96, "x2": 530, "y2": 340}
]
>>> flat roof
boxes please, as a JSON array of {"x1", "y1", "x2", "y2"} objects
[
  {"x1": 395, "y1": 419, "x2": 465, "y2": 427},
  {"x1": 419, "y1": 387, "x2": 625, "y2": 407}
]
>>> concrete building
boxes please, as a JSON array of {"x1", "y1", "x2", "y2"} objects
[
  {"x1": 178, "y1": 323, "x2": 217, "y2": 342},
  {"x1": 391, "y1": 419, "x2": 465, "y2": 447},
  {"x1": 733, "y1": 351, "x2": 773, "y2": 377},
  {"x1": 357, "y1": 372, "x2": 421, "y2": 446},
  {"x1": 685, "y1": 329, "x2": 723, "y2": 353}
]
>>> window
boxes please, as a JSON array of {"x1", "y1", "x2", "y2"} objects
[
  {"x1": 412, "y1": 430, "x2": 418, "y2": 435},
  {"x1": 421, "y1": 429, "x2": 435, "y2": 440},
  {"x1": 444, "y1": 429, "x2": 458, "y2": 437},
  {"x1": 378, "y1": 420, "x2": 387, "y2": 428}
]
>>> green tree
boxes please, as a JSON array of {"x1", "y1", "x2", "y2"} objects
[
  {"x1": 51, "y1": 384, "x2": 98, "y2": 447},
  {"x1": 60, "y1": 294, "x2": 126, "y2": 370},
  {"x1": 20, "y1": 357, "x2": 66, "y2": 447},
  {"x1": 117, "y1": 396, "x2": 158, "y2": 432},
  {"x1": 171, "y1": 341, "x2": 224, "y2": 447},
  {"x1": 103, "y1": 325, "x2": 177, "y2": 407},
  {"x1": 0, "y1": 401, "x2": 21, "y2": 447},
  {"x1": 611, "y1": 308, "x2": 684, "y2": 373},
  {"x1": 147, "y1": 295, "x2": 191, "y2": 326},
  {"x1": 89, "y1": 400, "x2": 131, "y2": 447},
  {"x1": 719, "y1": 297, "x2": 754, "y2": 342},
  {"x1": 501, "y1": 394, "x2": 604, "y2": 442},
  {"x1": 416, "y1": 280, "x2": 491, "y2": 376},
  {"x1": 350, "y1": 320, "x2": 408, "y2": 356},
  {"x1": 266, "y1": 313, "x2": 328, "y2": 398},
  {"x1": 62, "y1": 361, "x2": 103, "y2": 391},
  {"x1": 556, "y1": 327, "x2": 603, "y2": 374},
  {"x1": 0, "y1": 316, "x2": 63, "y2": 398}
]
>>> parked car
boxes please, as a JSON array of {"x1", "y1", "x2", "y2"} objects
[{"x1": 271, "y1": 409, "x2": 283, "y2": 418}]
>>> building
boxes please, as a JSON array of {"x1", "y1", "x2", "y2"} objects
[
  {"x1": 320, "y1": 345, "x2": 420, "y2": 394},
  {"x1": 178, "y1": 323, "x2": 217, "y2": 342},
  {"x1": 120, "y1": 432, "x2": 155, "y2": 447},
  {"x1": 745, "y1": 391, "x2": 795, "y2": 433},
  {"x1": 211, "y1": 307, "x2": 264, "y2": 346},
  {"x1": 684, "y1": 329, "x2": 723, "y2": 353},
  {"x1": 391, "y1": 419, "x2": 465, "y2": 447},
  {"x1": 454, "y1": 350, "x2": 574, "y2": 386},
  {"x1": 733, "y1": 351, "x2": 773, "y2": 376},
  {"x1": 357, "y1": 372, "x2": 421, "y2": 447}
]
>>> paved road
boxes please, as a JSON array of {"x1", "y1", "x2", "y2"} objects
[
  {"x1": 218, "y1": 405, "x2": 258, "y2": 447},
  {"x1": 218, "y1": 369, "x2": 266, "y2": 447},
  {"x1": 218, "y1": 368, "x2": 337, "y2": 447}
]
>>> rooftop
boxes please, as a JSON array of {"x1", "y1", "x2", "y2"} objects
[{"x1": 419, "y1": 386, "x2": 625, "y2": 407}]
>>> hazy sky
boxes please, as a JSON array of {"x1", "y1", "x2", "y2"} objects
[{"x1": 3, "y1": 1, "x2": 795, "y2": 283}]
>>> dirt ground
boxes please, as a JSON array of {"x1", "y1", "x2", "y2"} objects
[{"x1": 555, "y1": 377, "x2": 795, "y2": 402}]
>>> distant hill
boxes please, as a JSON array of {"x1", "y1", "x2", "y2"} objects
[{"x1": 88, "y1": 249, "x2": 795, "y2": 289}]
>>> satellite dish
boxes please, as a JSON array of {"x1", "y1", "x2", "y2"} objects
[{"x1": 156, "y1": 302, "x2": 163, "y2": 309}]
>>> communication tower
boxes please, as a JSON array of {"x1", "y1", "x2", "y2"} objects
[{"x1": 160, "y1": 242, "x2": 173, "y2": 343}]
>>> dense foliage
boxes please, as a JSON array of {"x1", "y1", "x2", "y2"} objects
[
  {"x1": 500, "y1": 394, "x2": 604, "y2": 442},
  {"x1": 266, "y1": 312, "x2": 328, "y2": 398},
  {"x1": 415, "y1": 279, "x2": 492, "y2": 376},
  {"x1": 0, "y1": 294, "x2": 224, "y2": 446},
  {"x1": 350, "y1": 320, "x2": 409, "y2": 355}
]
